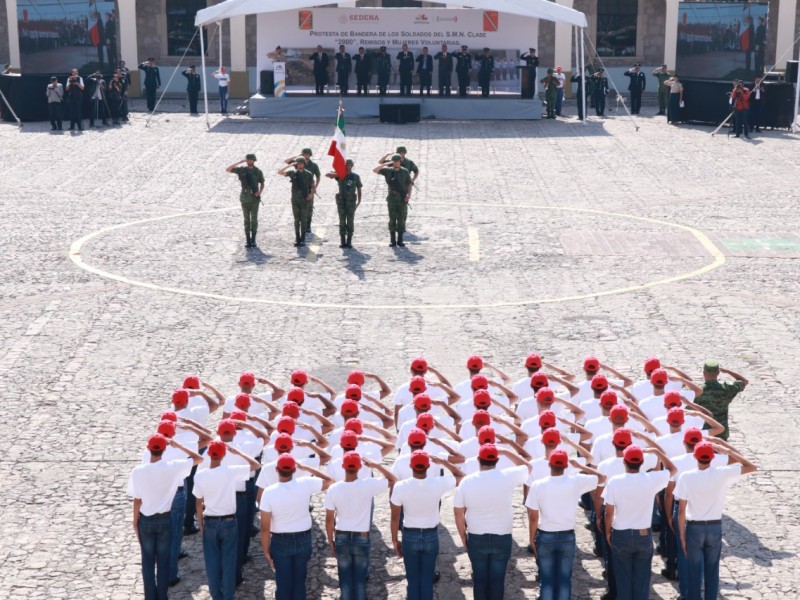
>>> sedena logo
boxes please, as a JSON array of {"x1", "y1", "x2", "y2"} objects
[
  {"x1": 298, "y1": 10, "x2": 313, "y2": 30},
  {"x1": 349, "y1": 14, "x2": 379, "y2": 21}
]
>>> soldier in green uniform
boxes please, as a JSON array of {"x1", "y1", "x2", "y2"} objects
[
  {"x1": 651, "y1": 64, "x2": 672, "y2": 116},
  {"x1": 379, "y1": 146, "x2": 419, "y2": 187},
  {"x1": 541, "y1": 68, "x2": 558, "y2": 119},
  {"x1": 325, "y1": 159, "x2": 362, "y2": 249},
  {"x1": 697, "y1": 360, "x2": 749, "y2": 440},
  {"x1": 284, "y1": 148, "x2": 321, "y2": 236},
  {"x1": 225, "y1": 154, "x2": 265, "y2": 249},
  {"x1": 373, "y1": 154, "x2": 412, "y2": 248},
  {"x1": 278, "y1": 157, "x2": 317, "y2": 247}
]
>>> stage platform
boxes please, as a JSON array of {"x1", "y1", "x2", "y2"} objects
[{"x1": 248, "y1": 93, "x2": 543, "y2": 120}]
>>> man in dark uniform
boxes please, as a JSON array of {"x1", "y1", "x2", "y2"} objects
[
  {"x1": 309, "y1": 46, "x2": 329, "y2": 96},
  {"x1": 592, "y1": 68, "x2": 609, "y2": 116},
  {"x1": 226, "y1": 154, "x2": 265, "y2": 249},
  {"x1": 335, "y1": 45, "x2": 352, "y2": 96},
  {"x1": 623, "y1": 63, "x2": 646, "y2": 114},
  {"x1": 416, "y1": 46, "x2": 433, "y2": 96},
  {"x1": 278, "y1": 157, "x2": 317, "y2": 247},
  {"x1": 283, "y1": 149, "x2": 321, "y2": 236},
  {"x1": 65, "y1": 68, "x2": 84, "y2": 131},
  {"x1": 520, "y1": 48, "x2": 539, "y2": 98},
  {"x1": 476, "y1": 48, "x2": 494, "y2": 97},
  {"x1": 375, "y1": 47, "x2": 392, "y2": 96},
  {"x1": 434, "y1": 44, "x2": 454, "y2": 96},
  {"x1": 455, "y1": 45, "x2": 472, "y2": 96},
  {"x1": 697, "y1": 360, "x2": 748, "y2": 440},
  {"x1": 138, "y1": 58, "x2": 161, "y2": 112},
  {"x1": 754, "y1": 16, "x2": 766, "y2": 75},
  {"x1": 182, "y1": 66, "x2": 201, "y2": 115},
  {"x1": 354, "y1": 47, "x2": 371, "y2": 95},
  {"x1": 397, "y1": 44, "x2": 414, "y2": 96},
  {"x1": 571, "y1": 68, "x2": 589, "y2": 120},
  {"x1": 326, "y1": 159, "x2": 362, "y2": 249},
  {"x1": 374, "y1": 154, "x2": 412, "y2": 248}
]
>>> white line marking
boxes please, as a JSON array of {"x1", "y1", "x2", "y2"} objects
[{"x1": 468, "y1": 227, "x2": 480, "y2": 262}]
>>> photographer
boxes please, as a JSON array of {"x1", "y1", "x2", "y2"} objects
[
  {"x1": 729, "y1": 80, "x2": 751, "y2": 139},
  {"x1": 64, "y1": 68, "x2": 84, "y2": 131},
  {"x1": 88, "y1": 72, "x2": 108, "y2": 128},
  {"x1": 107, "y1": 72, "x2": 123, "y2": 125},
  {"x1": 46, "y1": 76, "x2": 64, "y2": 131}
]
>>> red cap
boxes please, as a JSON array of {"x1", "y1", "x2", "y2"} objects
[
  {"x1": 347, "y1": 370, "x2": 365, "y2": 386},
  {"x1": 416, "y1": 413, "x2": 434, "y2": 432},
  {"x1": 341, "y1": 399, "x2": 360, "y2": 417},
  {"x1": 282, "y1": 401, "x2": 300, "y2": 419},
  {"x1": 609, "y1": 404, "x2": 629, "y2": 424},
  {"x1": 172, "y1": 389, "x2": 189, "y2": 409},
  {"x1": 666, "y1": 407, "x2": 685, "y2": 426},
  {"x1": 663, "y1": 390, "x2": 682, "y2": 408},
  {"x1": 340, "y1": 430, "x2": 359, "y2": 449},
  {"x1": 623, "y1": 444, "x2": 644, "y2": 464},
  {"x1": 274, "y1": 433, "x2": 293, "y2": 452},
  {"x1": 147, "y1": 433, "x2": 168, "y2": 452},
  {"x1": 548, "y1": 449, "x2": 569, "y2": 468},
  {"x1": 290, "y1": 370, "x2": 308, "y2": 386},
  {"x1": 599, "y1": 390, "x2": 618, "y2": 409},
  {"x1": 478, "y1": 443, "x2": 499, "y2": 462},
  {"x1": 477, "y1": 425, "x2": 496, "y2": 444},
  {"x1": 234, "y1": 393, "x2": 251, "y2": 410},
  {"x1": 536, "y1": 387, "x2": 555, "y2": 405},
  {"x1": 344, "y1": 419, "x2": 363, "y2": 435},
  {"x1": 472, "y1": 410, "x2": 491, "y2": 427},
  {"x1": 217, "y1": 419, "x2": 237, "y2": 437},
  {"x1": 473, "y1": 389, "x2": 492, "y2": 408},
  {"x1": 157, "y1": 420, "x2": 175, "y2": 438},
  {"x1": 525, "y1": 353, "x2": 543, "y2": 369},
  {"x1": 410, "y1": 450, "x2": 430, "y2": 471},
  {"x1": 583, "y1": 356, "x2": 600, "y2": 373},
  {"x1": 530, "y1": 372, "x2": 549, "y2": 390},
  {"x1": 207, "y1": 440, "x2": 227, "y2": 460},
  {"x1": 407, "y1": 427, "x2": 427, "y2": 448},
  {"x1": 650, "y1": 368, "x2": 668, "y2": 387},
  {"x1": 183, "y1": 375, "x2": 200, "y2": 389},
  {"x1": 538, "y1": 410, "x2": 556, "y2": 429},
  {"x1": 409, "y1": 376, "x2": 427, "y2": 394},
  {"x1": 591, "y1": 374, "x2": 609, "y2": 391},
  {"x1": 230, "y1": 410, "x2": 247, "y2": 422},
  {"x1": 239, "y1": 372, "x2": 255, "y2": 387},
  {"x1": 276, "y1": 416, "x2": 296, "y2": 434},
  {"x1": 342, "y1": 451, "x2": 362, "y2": 472},
  {"x1": 471, "y1": 374, "x2": 489, "y2": 390},
  {"x1": 287, "y1": 387, "x2": 305, "y2": 405},
  {"x1": 161, "y1": 411, "x2": 178, "y2": 422},
  {"x1": 467, "y1": 355, "x2": 484, "y2": 371},
  {"x1": 693, "y1": 441, "x2": 715, "y2": 462},
  {"x1": 541, "y1": 427, "x2": 561, "y2": 447},
  {"x1": 277, "y1": 454, "x2": 296, "y2": 472},
  {"x1": 413, "y1": 393, "x2": 432, "y2": 411},
  {"x1": 410, "y1": 357, "x2": 429, "y2": 373},
  {"x1": 643, "y1": 357, "x2": 661, "y2": 375},
  {"x1": 612, "y1": 428, "x2": 632, "y2": 449},
  {"x1": 683, "y1": 427, "x2": 703, "y2": 445},
  {"x1": 345, "y1": 384, "x2": 362, "y2": 401}
]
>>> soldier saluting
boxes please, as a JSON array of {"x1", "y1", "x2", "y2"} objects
[
  {"x1": 373, "y1": 154, "x2": 412, "y2": 248},
  {"x1": 325, "y1": 159, "x2": 362, "y2": 249},
  {"x1": 279, "y1": 157, "x2": 317, "y2": 247},
  {"x1": 226, "y1": 154, "x2": 265, "y2": 249}
]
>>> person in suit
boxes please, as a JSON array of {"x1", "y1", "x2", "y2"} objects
[
  {"x1": 397, "y1": 44, "x2": 414, "y2": 96},
  {"x1": 309, "y1": 46, "x2": 329, "y2": 96},
  {"x1": 455, "y1": 45, "x2": 472, "y2": 97},
  {"x1": 416, "y1": 46, "x2": 433, "y2": 96},
  {"x1": 354, "y1": 47, "x2": 371, "y2": 95},
  {"x1": 335, "y1": 45, "x2": 352, "y2": 96},
  {"x1": 434, "y1": 44, "x2": 454, "y2": 96},
  {"x1": 624, "y1": 63, "x2": 646, "y2": 114}
]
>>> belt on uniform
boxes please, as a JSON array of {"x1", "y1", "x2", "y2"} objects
[
  {"x1": 205, "y1": 515, "x2": 235, "y2": 521},
  {"x1": 687, "y1": 519, "x2": 721, "y2": 525},
  {"x1": 402, "y1": 526, "x2": 437, "y2": 532},
  {"x1": 335, "y1": 530, "x2": 369, "y2": 537},
  {"x1": 539, "y1": 529, "x2": 574, "y2": 534},
  {"x1": 271, "y1": 529, "x2": 311, "y2": 538}
]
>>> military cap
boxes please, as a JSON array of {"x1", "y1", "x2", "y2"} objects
[
  {"x1": 396, "y1": 146, "x2": 407, "y2": 153},
  {"x1": 246, "y1": 153, "x2": 257, "y2": 161},
  {"x1": 345, "y1": 159, "x2": 354, "y2": 166},
  {"x1": 634, "y1": 62, "x2": 641, "y2": 67},
  {"x1": 391, "y1": 153, "x2": 402, "y2": 161},
  {"x1": 703, "y1": 359, "x2": 720, "y2": 372},
  {"x1": 294, "y1": 156, "x2": 307, "y2": 164},
  {"x1": 301, "y1": 148, "x2": 313, "y2": 155}
]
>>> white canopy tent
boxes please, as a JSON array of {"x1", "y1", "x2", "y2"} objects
[{"x1": 193, "y1": 0, "x2": 589, "y2": 123}]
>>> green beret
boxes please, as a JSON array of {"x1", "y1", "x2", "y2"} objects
[
  {"x1": 301, "y1": 148, "x2": 312, "y2": 155},
  {"x1": 345, "y1": 159, "x2": 354, "y2": 166},
  {"x1": 396, "y1": 146, "x2": 407, "y2": 153},
  {"x1": 391, "y1": 154, "x2": 402, "y2": 161},
  {"x1": 703, "y1": 360, "x2": 720, "y2": 372},
  {"x1": 246, "y1": 153, "x2": 257, "y2": 161},
  {"x1": 294, "y1": 157, "x2": 306, "y2": 164}
]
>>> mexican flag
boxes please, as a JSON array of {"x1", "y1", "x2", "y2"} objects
[{"x1": 327, "y1": 101, "x2": 347, "y2": 178}]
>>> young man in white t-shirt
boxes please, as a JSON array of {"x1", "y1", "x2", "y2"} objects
[
  {"x1": 393, "y1": 358, "x2": 455, "y2": 426},
  {"x1": 452, "y1": 354, "x2": 512, "y2": 400},
  {"x1": 511, "y1": 353, "x2": 574, "y2": 399},
  {"x1": 213, "y1": 65, "x2": 230, "y2": 114}
]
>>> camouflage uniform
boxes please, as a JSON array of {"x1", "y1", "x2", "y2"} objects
[
  {"x1": 284, "y1": 168, "x2": 315, "y2": 244},
  {"x1": 232, "y1": 164, "x2": 264, "y2": 245},
  {"x1": 379, "y1": 166, "x2": 412, "y2": 237},
  {"x1": 697, "y1": 379, "x2": 744, "y2": 440}
]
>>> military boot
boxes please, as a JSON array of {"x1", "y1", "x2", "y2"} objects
[
  {"x1": 251, "y1": 231, "x2": 258, "y2": 247},
  {"x1": 397, "y1": 232, "x2": 405, "y2": 247},
  {"x1": 345, "y1": 234, "x2": 352, "y2": 248},
  {"x1": 390, "y1": 232, "x2": 397, "y2": 247},
  {"x1": 339, "y1": 234, "x2": 346, "y2": 248},
  {"x1": 245, "y1": 232, "x2": 252, "y2": 248}
]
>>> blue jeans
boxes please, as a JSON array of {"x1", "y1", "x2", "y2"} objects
[
  {"x1": 402, "y1": 527, "x2": 439, "y2": 600},
  {"x1": 270, "y1": 530, "x2": 312, "y2": 600},
  {"x1": 219, "y1": 87, "x2": 228, "y2": 113},
  {"x1": 467, "y1": 533, "x2": 512, "y2": 600},
  {"x1": 734, "y1": 110, "x2": 750, "y2": 137},
  {"x1": 536, "y1": 530, "x2": 576, "y2": 600},
  {"x1": 169, "y1": 485, "x2": 186, "y2": 580},
  {"x1": 335, "y1": 532, "x2": 371, "y2": 600},
  {"x1": 611, "y1": 528, "x2": 654, "y2": 600},
  {"x1": 235, "y1": 491, "x2": 248, "y2": 582},
  {"x1": 138, "y1": 512, "x2": 172, "y2": 600},
  {"x1": 674, "y1": 504, "x2": 690, "y2": 598},
  {"x1": 555, "y1": 88, "x2": 564, "y2": 115},
  {"x1": 203, "y1": 517, "x2": 238, "y2": 600},
  {"x1": 668, "y1": 93, "x2": 680, "y2": 123},
  {"x1": 685, "y1": 521, "x2": 722, "y2": 600},
  {"x1": 244, "y1": 477, "x2": 257, "y2": 559}
]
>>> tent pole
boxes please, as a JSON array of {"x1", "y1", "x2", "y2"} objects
[
  {"x1": 219, "y1": 21, "x2": 223, "y2": 69},
  {"x1": 200, "y1": 25, "x2": 209, "y2": 128},
  {"x1": 579, "y1": 27, "x2": 586, "y2": 123},
  {"x1": 794, "y1": 41, "x2": 800, "y2": 133}
]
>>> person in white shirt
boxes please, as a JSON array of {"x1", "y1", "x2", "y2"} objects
[
  {"x1": 526, "y1": 449, "x2": 605, "y2": 600},
  {"x1": 336, "y1": 369, "x2": 392, "y2": 406},
  {"x1": 461, "y1": 426, "x2": 532, "y2": 476},
  {"x1": 603, "y1": 444, "x2": 676, "y2": 600},
  {"x1": 655, "y1": 407, "x2": 724, "y2": 459},
  {"x1": 513, "y1": 354, "x2": 575, "y2": 398},
  {"x1": 590, "y1": 404, "x2": 657, "y2": 466},
  {"x1": 212, "y1": 65, "x2": 230, "y2": 114},
  {"x1": 259, "y1": 453, "x2": 333, "y2": 597},
  {"x1": 391, "y1": 450, "x2": 465, "y2": 600},
  {"x1": 181, "y1": 374, "x2": 227, "y2": 413},
  {"x1": 629, "y1": 358, "x2": 696, "y2": 402},
  {"x1": 675, "y1": 440, "x2": 756, "y2": 600},
  {"x1": 397, "y1": 412, "x2": 461, "y2": 452},
  {"x1": 393, "y1": 358, "x2": 455, "y2": 425},
  {"x1": 221, "y1": 371, "x2": 283, "y2": 419},
  {"x1": 454, "y1": 444, "x2": 531, "y2": 600},
  {"x1": 394, "y1": 427, "x2": 465, "y2": 480},
  {"x1": 398, "y1": 392, "x2": 460, "y2": 433},
  {"x1": 570, "y1": 357, "x2": 633, "y2": 403},
  {"x1": 287, "y1": 369, "x2": 338, "y2": 417},
  {"x1": 334, "y1": 384, "x2": 393, "y2": 428},
  {"x1": 324, "y1": 452, "x2": 397, "y2": 600},
  {"x1": 127, "y1": 433, "x2": 202, "y2": 600},
  {"x1": 193, "y1": 440, "x2": 260, "y2": 600},
  {"x1": 452, "y1": 355, "x2": 512, "y2": 401},
  {"x1": 650, "y1": 393, "x2": 716, "y2": 436},
  {"x1": 638, "y1": 368, "x2": 703, "y2": 422}
]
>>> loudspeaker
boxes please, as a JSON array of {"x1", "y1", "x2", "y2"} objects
[
  {"x1": 379, "y1": 103, "x2": 420, "y2": 123},
  {"x1": 259, "y1": 70, "x2": 274, "y2": 96},
  {"x1": 680, "y1": 79, "x2": 733, "y2": 124},
  {"x1": 760, "y1": 82, "x2": 794, "y2": 129},
  {"x1": 786, "y1": 61, "x2": 798, "y2": 84}
]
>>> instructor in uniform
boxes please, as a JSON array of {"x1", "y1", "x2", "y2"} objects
[
  {"x1": 434, "y1": 45, "x2": 454, "y2": 96},
  {"x1": 226, "y1": 154, "x2": 265, "y2": 249},
  {"x1": 279, "y1": 157, "x2": 317, "y2": 247},
  {"x1": 374, "y1": 154, "x2": 412, "y2": 248},
  {"x1": 284, "y1": 149, "x2": 321, "y2": 236},
  {"x1": 455, "y1": 45, "x2": 472, "y2": 96},
  {"x1": 326, "y1": 159, "x2": 362, "y2": 249},
  {"x1": 697, "y1": 360, "x2": 748, "y2": 441}
]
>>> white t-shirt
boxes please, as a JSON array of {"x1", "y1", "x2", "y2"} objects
[
  {"x1": 327, "y1": 461, "x2": 373, "y2": 483},
  {"x1": 199, "y1": 436, "x2": 263, "y2": 490},
  {"x1": 674, "y1": 464, "x2": 741, "y2": 520},
  {"x1": 584, "y1": 415, "x2": 643, "y2": 444},
  {"x1": 127, "y1": 458, "x2": 193, "y2": 516},
  {"x1": 638, "y1": 395, "x2": 670, "y2": 422},
  {"x1": 391, "y1": 476, "x2": 456, "y2": 528},
  {"x1": 523, "y1": 432, "x2": 579, "y2": 461},
  {"x1": 262, "y1": 445, "x2": 320, "y2": 470},
  {"x1": 630, "y1": 379, "x2": 693, "y2": 402},
  {"x1": 525, "y1": 474, "x2": 598, "y2": 532},
  {"x1": 512, "y1": 375, "x2": 565, "y2": 400},
  {"x1": 579, "y1": 397, "x2": 615, "y2": 424},
  {"x1": 393, "y1": 383, "x2": 446, "y2": 407},
  {"x1": 141, "y1": 444, "x2": 188, "y2": 464},
  {"x1": 396, "y1": 420, "x2": 447, "y2": 450},
  {"x1": 651, "y1": 414, "x2": 704, "y2": 437},
  {"x1": 590, "y1": 433, "x2": 623, "y2": 465},
  {"x1": 669, "y1": 452, "x2": 727, "y2": 482},
  {"x1": 177, "y1": 403, "x2": 210, "y2": 427},
  {"x1": 554, "y1": 72, "x2": 566, "y2": 88},
  {"x1": 193, "y1": 464, "x2": 250, "y2": 516},
  {"x1": 458, "y1": 420, "x2": 512, "y2": 440},
  {"x1": 526, "y1": 457, "x2": 582, "y2": 486},
  {"x1": 392, "y1": 448, "x2": 448, "y2": 480},
  {"x1": 324, "y1": 477, "x2": 388, "y2": 531},
  {"x1": 656, "y1": 431, "x2": 692, "y2": 459},
  {"x1": 259, "y1": 476, "x2": 323, "y2": 532},
  {"x1": 399, "y1": 408, "x2": 454, "y2": 432},
  {"x1": 595, "y1": 454, "x2": 659, "y2": 487},
  {"x1": 462, "y1": 455, "x2": 517, "y2": 475},
  {"x1": 520, "y1": 416, "x2": 571, "y2": 439},
  {"x1": 453, "y1": 466, "x2": 529, "y2": 535},
  {"x1": 332, "y1": 408, "x2": 383, "y2": 428},
  {"x1": 223, "y1": 392, "x2": 272, "y2": 420},
  {"x1": 602, "y1": 470, "x2": 670, "y2": 529},
  {"x1": 214, "y1": 72, "x2": 230, "y2": 87}
]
